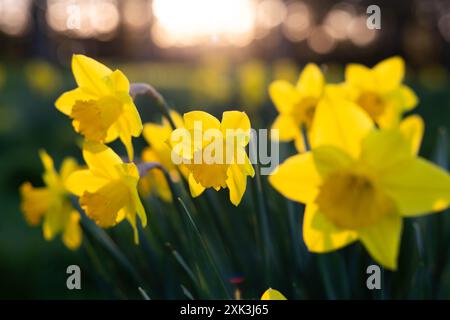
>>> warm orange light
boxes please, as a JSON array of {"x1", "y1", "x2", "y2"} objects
[{"x1": 152, "y1": 0, "x2": 257, "y2": 47}]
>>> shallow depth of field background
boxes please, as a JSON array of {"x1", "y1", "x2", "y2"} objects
[{"x1": 0, "y1": 0, "x2": 449, "y2": 299}]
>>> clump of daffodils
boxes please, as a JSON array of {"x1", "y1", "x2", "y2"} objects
[
  {"x1": 269, "y1": 57, "x2": 450, "y2": 269},
  {"x1": 20, "y1": 54, "x2": 256, "y2": 249},
  {"x1": 19, "y1": 54, "x2": 450, "y2": 278}
]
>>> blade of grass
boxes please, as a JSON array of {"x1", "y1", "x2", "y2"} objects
[
  {"x1": 178, "y1": 197, "x2": 231, "y2": 299},
  {"x1": 249, "y1": 136, "x2": 276, "y2": 284},
  {"x1": 79, "y1": 211, "x2": 146, "y2": 290},
  {"x1": 165, "y1": 242, "x2": 201, "y2": 292}
]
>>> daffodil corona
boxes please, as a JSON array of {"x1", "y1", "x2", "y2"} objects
[
  {"x1": 65, "y1": 141, "x2": 147, "y2": 243},
  {"x1": 269, "y1": 100, "x2": 450, "y2": 269},
  {"x1": 20, "y1": 151, "x2": 82, "y2": 250},
  {"x1": 55, "y1": 54, "x2": 143, "y2": 160}
]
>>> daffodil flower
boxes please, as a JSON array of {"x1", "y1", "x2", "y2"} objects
[
  {"x1": 140, "y1": 111, "x2": 187, "y2": 202},
  {"x1": 261, "y1": 288, "x2": 287, "y2": 300},
  {"x1": 170, "y1": 111, "x2": 255, "y2": 206},
  {"x1": 344, "y1": 56, "x2": 418, "y2": 128},
  {"x1": 269, "y1": 63, "x2": 325, "y2": 152},
  {"x1": 65, "y1": 141, "x2": 147, "y2": 244},
  {"x1": 55, "y1": 54, "x2": 142, "y2": 160},
  {"x1": 269, "y1": 99, "x2": 450, "y2": 269},
  {"x1": 20, "y1": 151, "x2": 82, "y2": 250}
]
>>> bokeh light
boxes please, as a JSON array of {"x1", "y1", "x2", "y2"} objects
[
  {"x1": 282, "y1": 2, "x2": 312, "y2": 42},
  {"x1": 152, "y1": 0, "x2": 257, "y2": 47},
  {"x1": 0, "y1": 0, "x2": 31, "y2": 36},
  {"x1": 307, "y1": 26, "x2": 336, "y2": 54},
  {"x1": 46, "y1": 0, "x2": 120, "y2": 40}
]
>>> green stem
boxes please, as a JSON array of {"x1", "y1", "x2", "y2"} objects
[
  {"x1": 250, "y1": 138, "x2": 275, "y2": 284},
  {"x1": 79, "y1": 212, "x2": 146, "y2": 289},
  {"x1": 130, "y1": 83, "x2": 177, "y2": 130},
  {"x1": 177, "y1": 197, "x2": 231, "y2": 299}
]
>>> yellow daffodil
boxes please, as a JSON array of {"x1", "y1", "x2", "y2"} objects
[
  {"x1": 55, "y1": 54, "x2": 142, "y2": 160},
  {"x1": 170, "y1": 111, "x2": 255, "y2": 206},
  {"x1": 261, "y1": 288, "x2": 287, "y2": 300},
  {"x1": 269, "y1": 63, "x2": 325, "y2": 152},
  {"x1": 140, "y1": 111, "x2": 187, "y2": 202},
  {"x1": 269, "y1": 99, "x2": 450, "y2": 269},
  {"x1": 344, "y1": 56, "x2": 418, "y2": 128},
  {"x1": 20, "y1": 151, "x2": 82, "y2": 250},
  {"x1": 65, "y1": 141, "x2": 147, "y2": 243}
]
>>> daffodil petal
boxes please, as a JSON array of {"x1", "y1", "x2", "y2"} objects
[
  {"x1": 108, "y1": 69, "x2": 130, "y2": 93},
  {"x1": 312, "y1": 145, "x2": 354, "y2": 178},
  {"x1": 269, "y1": 153, "x2": 321, "y2": 204},
  {"x1": 188, "y1": 174, "x2": 205, "y2": 197},
  {"x1": 60, "y1": 157, "x2": 79, "y2": 183},
  {"x1": 360, "y1": 130, "x2": 412, "y2": 173},
  {"x1": 82, "y1": 141, "x2": 123, "y2": 179},
  {"x1": 20, "y1": 183, "x2": 51, "y2": 225},
  {"x1": 39, "y1": 150, "x2": 59, "y2": 186},
  {"x1": 167, "y1": 110, "x2": 184, "y2": 128},
  {"x1": 62, "y1": 210, "x2": 82, "y2": 250},
  {"x1": 222, "y1": 111, "x2": 251, "y2": 145},
  {"x1": 399, "y1": 115, "x2": 424, "y2": 155},
  {"x1": 373, "y1": 56, "x2": 405, "y2": 93},
  {"x1": 303, "y1": 204, "x2": 358, "y2": 253},
  {"x1": 124, "y1": 205, "x2": 139, "y2": 244},
  {"x1": 221, "y1": 111, "x2": 251, "y2": 132},
  {"x1": 131, "y1": 188, "x2": 147, "y2": 227},
  {"x1": 294, "y1": 132, "x2": 306, "y2": 153},
  {"x1": 184, "y1": 111, "x2": 221, "y2": 131},
  {"x1": 65, "y1": 169, "x2": 109, "y2": 196},
  {"x1": 55, "y1": 88, "x2": 95, "y2": 115},
  {"x1": 72, "y1": 54, "x2": 111, "y2": 95},
  {"x1": 143, "y1": 123, "x2": 171, "y2": 149},
  {"x1": 120, "y1": 131, "x2": 134, "y2": 162},
  {"x1": 310, "y1": 98, "x2": 374, "y2": 157},
  {"x1": 271, "y1": 114, "x2": 300, "y2": 141},
  {"x1": 105, "y1": 122, "x2": 120, "y2": 142},
  {"x1": 296, "y1": 63, "x2": 324, "y2": 99},
  {"x1": 122, "y1": 102, "x2": 143, "y2": 137},
  {"x1": 43, "y1": 202, "x2": 69, "y2": 240},
  {"x1": 226, "y1": 164, "x2": 247, "y2": 206},
  {"x1": 269, "y1": 80, "x2": 299, "y2": 114},
  {"x1": 397, "y1": 85, "x2": 419, "y2": 111},
  {"x1": 359, "y1": 214, "x2": 402, "y2": 270},
  {"x1": 261, "y1": 289, "x2": 287, "y2": 300},
  {"x1": 39, "y1": 150, "x2": 55, "y2": 173},
  {"x1": 345, "y1": 63, "x2": 373, "y2": 91},
  {"x1": 381, "y1": 157, "x2": 450, "y2": 216}
]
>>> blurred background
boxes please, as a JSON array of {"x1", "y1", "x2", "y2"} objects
[{"x1": 0, "y1": 0, "x2": 449, "y2": 299}]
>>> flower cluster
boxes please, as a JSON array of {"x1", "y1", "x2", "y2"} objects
[
  {"x1": 20, "y1": 55, "x2": 255, "y2": 248},
  {"x1": 19, "y1": 55, "x2": 450, "y2": 274},
  {"x1": 269, "y1": 57, "x2": 450, "y2": 269}
]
